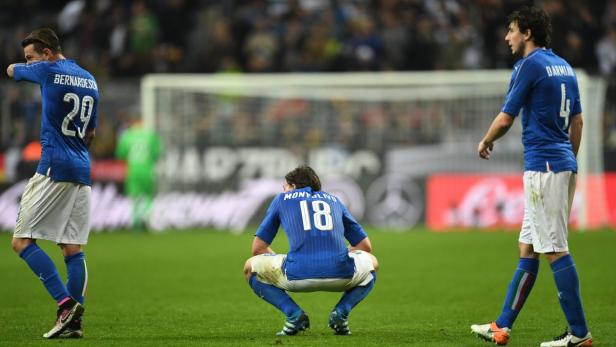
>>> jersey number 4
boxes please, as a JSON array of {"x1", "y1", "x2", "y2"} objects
[
  {"x1": 559, "y1": 83, "x2": 571, "y2": 130},
  {"x1": 300, "y1": 200, "x2": 333, "y2": 231},
  {"x1": 62, "y1": 93, "x2": 94, "y2": 139}
]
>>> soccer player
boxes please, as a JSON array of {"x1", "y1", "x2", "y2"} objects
[
  {"x1": 243, "y1": 166, "x2": 378, "y2": 336},
  {"x1": 6, "y1": 28, "x2": 98, "y2": 339},
  {"x1": 116, "y1": 118, "x2": 162, "y2": 230},
  {"x1": 470, "y1": 6, "x2": 592, "y2": 347}
]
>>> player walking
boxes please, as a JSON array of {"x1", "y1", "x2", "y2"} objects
[
  {"x1": 471, "y1": 7, "x2": 592, "y2": 347},
  {"x1": 243, "y1": 166, "x2": 378, "y2": 336},
  {"x1": 7, "y1": 28, "x2": 98, "y2": 339}
]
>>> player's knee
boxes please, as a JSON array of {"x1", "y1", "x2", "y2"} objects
[
  {"x1": 518, "y1": 242, "x2": 538, "y2": 259},
  {"x1": 545, "y1": 251, "x2": 569, "y2": 264},
  {"x1": 11, "y1": 238, "x2": 32, "y2": 254},
  {"x1": 243, "y1": 259, "x2": 254, "y2": 281},
  {"x1": 369, "y1": 253, "x2": 379, "y2": 271},
  {"x1": 60, "y1": 244, "x2": 82, "y2": 257}
]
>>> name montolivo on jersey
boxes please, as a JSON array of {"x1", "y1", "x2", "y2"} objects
[
  {"x1": 53, "y1": 74, "x2": 98, "y2": 90},
  {"x1": 545, "y1": 65, "x2": 575, "y2": 77},
  {"x1": 283, "y1": 191, "x2": 338, "y2": 202}
]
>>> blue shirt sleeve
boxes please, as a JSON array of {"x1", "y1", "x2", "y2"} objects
[
  {"x1": 342, "y1": 204, "x2": 367, "y2": 246},
  {"x1": 13, "y1": 61, "x2": 51, "y2": 84},
  {"x1": 501, "y1": 60, "x2": 540, "y2": 117},
  {"x1": 255, "y1": 195, "x2": 281, "y2": 244}
]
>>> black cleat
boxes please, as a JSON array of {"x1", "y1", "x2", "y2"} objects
[
  {"x1": 328, "y1": 310, "x2": 351, "y2": 335},
  {"x1": 276, "y1": 312, "x2": 310, "y2": 336},
  {"x1": 58, "y1": 318, "x2": 83, "y2": 338},
  {"x1": 42, "y1": 299, "x2": 84, "y2": 339}
]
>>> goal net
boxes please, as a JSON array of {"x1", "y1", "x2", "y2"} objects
[{"x1": 140, "y1": 71, "x2": 607, "y2": 231}]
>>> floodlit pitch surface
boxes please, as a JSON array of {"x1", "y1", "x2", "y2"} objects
[{"x1": 0, "y1": 228, "x2": 614, "y2": 346}]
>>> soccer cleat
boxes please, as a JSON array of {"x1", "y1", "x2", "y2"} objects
[
  {"x1": 275, "y1": 312, "x2": 310, "y2": 336},
  {"x1": 539, "y1": 329, "x2": 592, "y2": 347},
  {"x1": 471, "y1": 322, "x2": 511, "y2": 345},
  {"x1": 58, "y1": 318, "x2": 83, "y2": 338},
  {"x1": 42, "y1": 299, "x2": 84, "y2": 339},
  {"x1": 328, "y1": 310, "x2": 351, "y2": 335}
]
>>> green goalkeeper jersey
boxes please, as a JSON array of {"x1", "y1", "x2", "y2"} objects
[{"x1": 116, "y1": 126, "x2": 162, "y2": 196}]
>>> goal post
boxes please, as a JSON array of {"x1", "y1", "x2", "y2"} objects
[{"x1": 140, "y1": 71, "x2": 607, "y2": 231}]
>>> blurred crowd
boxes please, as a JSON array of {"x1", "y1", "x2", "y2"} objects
[
  {"x1": 1, "y1": 0, "x2": 616, "y2": 174},
  {"x1": 1, "y1": 0, "x2": 615, "y2": 76}
]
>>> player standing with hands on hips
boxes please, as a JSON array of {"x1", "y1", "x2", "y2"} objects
[
  {"x1": 470, "y1": 6, "x2": 592, "y2": 347},
  {"x1": 7, "y1": 28, "x2": 98, "y2": 339}
]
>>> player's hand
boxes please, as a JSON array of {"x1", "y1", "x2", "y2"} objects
[
  {"x1": 478, "y1": 140, "x2": 493, "y2": 160},
  {"x1": 6, "y1": 64, "x2": 15, "y2": 78}
]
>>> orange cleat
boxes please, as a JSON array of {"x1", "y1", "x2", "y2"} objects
[{"x1": 471, "y1": 321, "x2": 511, "y2": 345}]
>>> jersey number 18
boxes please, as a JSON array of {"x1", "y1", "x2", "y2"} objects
[{"x1": 300, "y1": 200, "x2": 334, "y2": 231}]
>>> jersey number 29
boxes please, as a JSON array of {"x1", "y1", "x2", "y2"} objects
[
  {"x1": 300, "y1": 200, "x2": 333, "y2": 231},
  {"x1": 62, "y1": 93, "x2": 94, "y2": 139}
]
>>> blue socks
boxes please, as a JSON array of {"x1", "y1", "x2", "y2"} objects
[
  {"x1": 496, "y1": 258, "x2": 539, "y2": 329},
  {"x1": 551, "y1": 255, "x2": 588, "y2": 337},
  {"x1": 334, "y1": 272, "x2": 376, "y2": 317},
  {"x1": 249, "y1": 274, "x2": 302, "y2": 319},
  {"x1": 65, "y1": 252, "x2": 88, "y2": 304},
  {"x1": 19, "y1": 243, "x2": 70, "y2": 304}
]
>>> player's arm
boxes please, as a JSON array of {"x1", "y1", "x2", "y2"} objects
[
  {"x1": 569, "y1": 113, "x2": 583, "y2": 158},
  {"x1": 478, "y1": 112, "x2": 515, "y2": 160},
  {"x1": 253, "y1": 195, "x2": 281, "y2": 255},
  {"x1": 8, "y1": 62, "x2": 49, "y2": 83},
  {"x1": 341, "y1": 205, "x2": 371, "y2": 252},
  {"x1": 84, "y1": 129, "x2": 95, "y2": 148},
  {"x1": 349, "y1": 237, "x2": 372, "y2": 252},
  {"x1": 251, "y1": 236, "x2": 275, "y2": 256}
]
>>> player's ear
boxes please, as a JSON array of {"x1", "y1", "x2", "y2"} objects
[
  {"x1": 522, "y1": 28, "x2": 532, "y2": 42},
  {"x1": 42, "y1": 47, "x2": 53, "y2": 60}
]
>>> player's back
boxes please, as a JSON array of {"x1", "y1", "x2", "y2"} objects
[
  {"x1": 15, "y1": 59, "x2": 99, "y2": 185},
  {"x1": 277, "y1": 187, "x2": 366, "y2": 281},
  {"x1": 517, "y1": 49, "x2": 580, "y2": 172}
]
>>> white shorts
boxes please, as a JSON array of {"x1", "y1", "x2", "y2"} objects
[
  {"x1": 14, "y1": 173, "x2": 91, "y2": 245},
  {"x1": 519, "y1": 171, "x2": 575, "y2": 253},
  {"x1": 250, "y1": 250, "x2": 375, "y2": 292}
]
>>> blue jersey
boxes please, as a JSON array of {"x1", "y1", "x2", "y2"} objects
[
  {"x1": 501, "y1": 48, "x2": 580, "y2": 173},
  {"x1": 14, "y1": 59, "x2": 98, "y2": 185},
  {"x1": 256, "y1": 187, "x2": 368, "y2": 281}
]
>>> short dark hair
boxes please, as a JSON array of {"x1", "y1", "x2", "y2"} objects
[
  {"x1": 21, "y1": 28, "x2": 61, "y2": 53},
  {"x1": 285, "y1": 166, "x2": 322, "y2": 191},
  {"x1": 508, "y1": 6, "x2": 552, "y2": 47}
]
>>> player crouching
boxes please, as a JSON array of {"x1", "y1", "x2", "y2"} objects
[{"x1": 243, "y1": 166, "x2": 378, "y2": 336}]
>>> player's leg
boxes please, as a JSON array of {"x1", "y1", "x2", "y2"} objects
[
  {"x1": 495, "y1": 242, "x2": 539, "y2": 328},
  {"x1": 11, "y1": 237, "x2": 72, "y2": 304},
  {"x1": 471, "y1": 172, "x2": 539, "y2": 345},
  {"x1": 244, "y1": 255, "x2": 308, "y2": 335},
  {"x1": 11, "y1": 237, "x2": 83, "y2": 339},
  {"x1": 62, "y1": 245, "x2": 87, "y2": 305},
  {"x1": 539, "y1": 172, "x2": 591, "y2": 346},
  {"x1": 12, "y1": 174, "x2": 73, "y2": 305},
  {"x1": 55, "y1": 184, "x2": 91, "y2": 338},
  {"x1": 537, "y1": 252, "x2": 592, "y2": 347},
  {"x1": 330, "y1": 251, "x2": 378, "y2": 335},
  {"x1": 57, "y1": 244, "x2": 87, "y2": 338}
]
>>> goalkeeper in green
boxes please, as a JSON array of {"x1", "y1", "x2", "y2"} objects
[{"x1": 116, "y1": 119, "x2": 163, "y2": 229}]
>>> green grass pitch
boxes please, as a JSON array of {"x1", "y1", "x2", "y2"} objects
[{"x1": 0, "y1": 228, "x2": 615, "y2": 346}]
